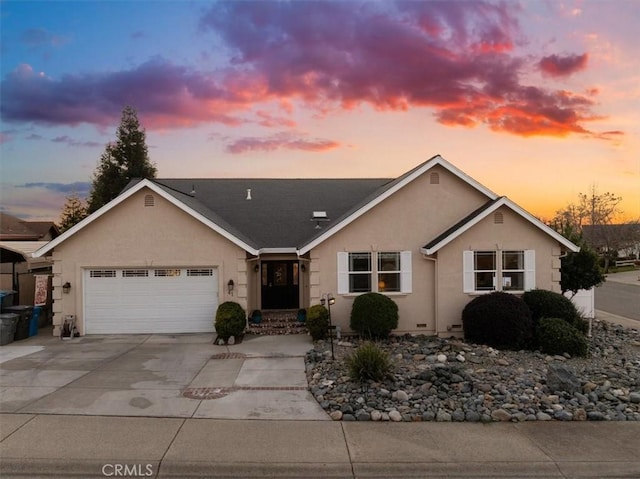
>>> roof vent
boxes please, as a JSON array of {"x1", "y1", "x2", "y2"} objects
[
  {"x1": 246, "y1": 189, "x2": 252, "y2": 200},
  {"x1": 311, "y1": 211, "x2": 329, "y2": 229},
  {"x1": 190, "y1": 184, "x2": 196, "y2": 195}
]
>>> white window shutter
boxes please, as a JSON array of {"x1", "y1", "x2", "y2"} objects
[
  {"x1": 524, "y1": 250, "x2": 536, "y2": 290},
  {"x1": 337, "y1": 252, "x2": 349, "y2": 294},
  {"x1": 463, "y1": 250, "x2": 474, "y2": 293},
  {"x1": 400, "y1": 250, "x2": 412, "y2": 293}
]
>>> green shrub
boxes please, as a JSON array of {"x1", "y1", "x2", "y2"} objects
[
  {"x1": 307, "y1": 304, "x2": 329, "y2": 340},
  {"x1": 215, "y1": 301, "x2": 246, "y2": 339},
  {"x1": 350, "y1": 292, "x2": 398, "y2": 339},
  {"x1": 522, "y1": 289, "x2": 587, "y2": 335},
  {"x1": 346, "y1": 342, "x2": 392, "y2": 382},
  {"x1": 462, "y1": 292, "x2": 533, "y2": 350},
  {"x1": 536, "y1": 317, "x2": 588, "y2": 357}
]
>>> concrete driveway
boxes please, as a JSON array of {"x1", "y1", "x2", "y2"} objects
[{"x1": 0, "y1": 332, "x2": 328, "y2": 420}]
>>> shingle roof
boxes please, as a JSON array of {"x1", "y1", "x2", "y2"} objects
[
  {"x1": 0, "y1": 213, "x2": 59, "y2": 241},
  {"x1": 145, "y1": 178, "x2": 392, "y2": 249}
]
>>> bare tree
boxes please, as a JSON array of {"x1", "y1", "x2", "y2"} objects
[{"x1": 551, "y1": 185, "x2": 625, "y2": 272}]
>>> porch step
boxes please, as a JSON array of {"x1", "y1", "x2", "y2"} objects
[{"x1": 246, "y1": 310, "x2": 307, "y2": 336}]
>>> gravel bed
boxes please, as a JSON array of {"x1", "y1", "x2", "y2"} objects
[{"x1": 305, "y1": 320, "x2": 640, "y2": 422}]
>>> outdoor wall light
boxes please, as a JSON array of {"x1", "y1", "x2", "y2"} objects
[
  {"x1": 62, "y1": 282, "x2": 71, "y2": 294},
  {"x1": 254, "y1": 264, "x2": 260, "y2": 273},
  {"x1": 227, "y1": 279, "x2": 234, "y2": 295},
  {"x1": 300, "y1": 263, "x2": 306, "y2": 273}
]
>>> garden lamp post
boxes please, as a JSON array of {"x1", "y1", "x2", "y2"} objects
[{"x1": 320, "y1": 293, "x2": 336, "y2": 359}]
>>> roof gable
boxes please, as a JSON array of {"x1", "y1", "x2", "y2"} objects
[
  {"x1": 421, "y1": 197, "x2": 580, "y2": 255},
  {"x1": 297, "y1": 155, "x2": 498, "y2": 254},
  {"x1": 34, "y1": 180, "x2": 261, "y2": 257}
]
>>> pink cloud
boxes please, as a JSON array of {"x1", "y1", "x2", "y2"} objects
[
  {"x1": 0, "y1": 2, "x2": 607, "y2": 139},
  {"x1": 539, "y1": 53, "x2": 588, "y2": 77},
  {"x1": 226, "y1": 132, "x2": 340, "y2": 154}
]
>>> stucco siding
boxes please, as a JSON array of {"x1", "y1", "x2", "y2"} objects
[
  {"x1": 310, "y1": 165, "x2": 491, "y2": 335},
  {"x1": 435, "y1": 206, "x2": 564, "y2": 335},
  {"x1": 51, "y1": 188, "x2": 246, "y2": 334}
]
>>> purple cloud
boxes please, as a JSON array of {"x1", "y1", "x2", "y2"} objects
[
  {"x1": 51, "y1": 135, "x2": 102, "y2": 147},
  {"x1": 226, "y1": 132, "x2": 340, "y2": 154},
  {"x1": 539, "y1": 53, "x2": 588, "y2": 77},
  {"x1": 0, "y1": 1, "x2": 605, "y2": 138}
]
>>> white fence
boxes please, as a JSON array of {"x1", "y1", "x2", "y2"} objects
[{"x1": 565, "y1": 288, "x2": 595, "y2": 319}]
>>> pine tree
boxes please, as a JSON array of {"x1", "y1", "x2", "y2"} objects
[
  {"x1": 58, "y1": 192, "x2": 88, "y2": 232},
  {"x1": 87, "y1": 106, "x2": 156, "y2": 213}
]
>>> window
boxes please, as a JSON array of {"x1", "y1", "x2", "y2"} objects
[
  {"x1": 187, "y1": 269, "x2": 213, "y2": 277},
  {"x1": 338, "y1": 251, "x2": 412, "y2": 294},
  {"x1": 474, "y1": 251, "x2": 496, "y2": 291},
  {"x1": 463, "y1": 250, "x2": 535, "y2": 293},
  {"x1": 154, "y1": 269, "x2": 181, "y2": 277},
  {"x1": 90, "y1": 270, "x2": 116, "y2": 278},
  {"x1": 378, "y1": 252, "x2": 400, "y2": 292},
  {"x1": 349, "y1": 252, "x2": 372, "y2": 293},
  {"x1": 123, "y1": 269, "x2": 149, "y2": 278},
  {"x1": 502, "y1": 251, "x2": 524, "y2": 290}
]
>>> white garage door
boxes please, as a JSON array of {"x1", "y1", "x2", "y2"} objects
[{"x1": 84, "y1": 268, "x2": 218, "y2": 334}]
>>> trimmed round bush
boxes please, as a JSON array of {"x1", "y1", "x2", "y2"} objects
[
  {"x1": 307, "y1": 304, "x2": 329, "y2": 341},
  {"x1": 522, "y1": 289, "x2": 587, "y2": 334},
  {"x1": 350, "y1": 292, "x2": 398, "y2": 339},
  {"x1": 346, "y1": 342, "x2": 392, "y2": 382},
  {"x1": 462, "y1": 292, "x2": 533, "y2": 350},
  {"x1": 214, "y1": 301, "x2": 246, "y2": 339},
  {"x1": 536, "y1": 317, "x2": 588, "y2": 357}
]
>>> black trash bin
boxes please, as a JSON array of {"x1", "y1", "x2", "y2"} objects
[
  {"x1": 4, "y1": 306, "x2": 33, "y2": 341},
  {"x1": 0, "y1": 313, "x2": 19, "y2": 346}
]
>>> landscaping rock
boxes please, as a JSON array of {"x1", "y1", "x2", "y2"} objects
[
  {"x1": 547, "y1": 362, "x2": 581, "y2": 394},
  {"x1": 305, "y1": 320, "x2": 640, "y2": 422}
]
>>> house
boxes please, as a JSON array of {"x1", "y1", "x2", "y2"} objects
[
  {"x1": 1, "y1": 213, "x2": 58, "y2": 306},
  {"x1": 582, "y1": 224, "x2": 640, "y2": 261},
  {"x1": 33, "y1": 155, "x2": 579, "y2": 337}
]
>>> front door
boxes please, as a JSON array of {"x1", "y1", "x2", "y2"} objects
[{"x1": 261, "y1": 261, "x2": 299, "y2": 309}]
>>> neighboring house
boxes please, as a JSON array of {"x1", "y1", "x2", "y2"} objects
[
  {"x1": 1, "y1": 213, "x2": 58, "y2": 305},
  {"x1": 0, "y1": 213, "x2": 60, "y2": 242},
  {"x1": 582, "y1": 224, "x2": 640, "y2": 260},
  {"x1": 34, "y1": 155, "x2": 578, "y2": 337}
]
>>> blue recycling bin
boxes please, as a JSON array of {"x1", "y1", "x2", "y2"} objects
[{"x1": 29, "y1": 306, "x2": 42, "y2": 336}]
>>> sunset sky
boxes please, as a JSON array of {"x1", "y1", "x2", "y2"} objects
[{"x1": 1, "y1": 0, "x2": 638, "y2": 223}]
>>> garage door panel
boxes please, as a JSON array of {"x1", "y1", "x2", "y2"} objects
[{"x1": 84, "y1": 268, "x2": 219, "y2": 334}]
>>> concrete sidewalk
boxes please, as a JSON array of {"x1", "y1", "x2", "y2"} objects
[{"x1": 1, "y1": 414, "x2": 638, "y2": 478}]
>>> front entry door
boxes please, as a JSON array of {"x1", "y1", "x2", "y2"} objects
[{"x1": 261, "y1": 261, "x2": 299, "y2": 309}]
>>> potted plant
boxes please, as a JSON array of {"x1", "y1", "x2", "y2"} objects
[
  {"x1": 251, "y1": 309, "x2": 262, "y2": 324},
  {"x1": 297, "y1": 308, "x2": 306, "y2": 323}
]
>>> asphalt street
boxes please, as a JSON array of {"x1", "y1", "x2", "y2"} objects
[{"x1": 595, "y1": 280, "x2": 640, "y2": 322}]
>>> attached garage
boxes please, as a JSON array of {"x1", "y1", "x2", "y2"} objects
[{"x1": 83, "y1": 267, "x2": 219, "y2": 334}]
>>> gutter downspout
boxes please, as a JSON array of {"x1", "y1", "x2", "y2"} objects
[{"x1": 422, "y1": 254, "x2": 438, "y2": 336}]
